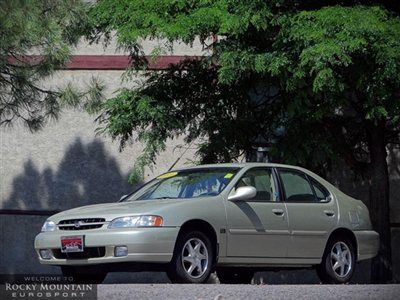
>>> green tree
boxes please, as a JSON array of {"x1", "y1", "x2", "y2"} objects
[
  {"x1": 270, "y1": 6, "x2": 400, "y2": 283},
  {"x1": 89, "y1": 1, "x2": 399, "y2": 282},
  {"x1": 0, "y1": 0, "x2": 103, "y2": 131}
]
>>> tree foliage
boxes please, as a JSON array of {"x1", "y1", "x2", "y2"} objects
[
  {"x1": 0, "y1": 0, "x2": 103, "y2": 131},
  {"x1": 90, "y1": 1, "x2": 399, "y2": 175},
  {"x1": 97, "y1": 59, "x2": 262, "y2": 181},
  {"x1": 270, "y1": 6, "x2": 400, "y2": 171}
]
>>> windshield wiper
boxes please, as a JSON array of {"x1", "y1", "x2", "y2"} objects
[{"x1": 151, "y1": 196, "x2": 179, "y2": 199}]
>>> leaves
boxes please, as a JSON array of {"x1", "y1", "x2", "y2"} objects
[
  {"x1": 0, "y1": 0, "x2": 104, "y2": 130},
  {"x1": 89, "y1": 1, "x2": 400, "y2": 180}
]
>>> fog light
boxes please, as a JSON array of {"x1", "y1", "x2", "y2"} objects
[
  {"x1": 114, "y1": 246, "x2": 128, "y2": 257},
  {"x1": 39, "y1": 249, "x2": 52, "y2": 260}
]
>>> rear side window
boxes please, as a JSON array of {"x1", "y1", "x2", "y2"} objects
[
  {"x1": 310, "y1": 178, "x2": 330, "y2": 202},
  {"x1": 278, "y1": 170, "x2": 315, "y2": 203}
]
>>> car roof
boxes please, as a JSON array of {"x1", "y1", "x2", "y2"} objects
[
  {"x1": 170, "y1": 162, "x2": 342, "y2": 197},
  {"x1": 172, "y1": 162, "x2": 307, "y2": 172}
]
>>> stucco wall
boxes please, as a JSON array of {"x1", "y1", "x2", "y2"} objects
[
  {"x1": 69, "y1": 36, "x2": 211, "y2": 56},
  {"x1": 0, "y1": 70, "x2": 196, "y2": 210}
]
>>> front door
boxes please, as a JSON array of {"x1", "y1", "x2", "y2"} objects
[{"x1": 225, "y1": 168, "x2": 290, "y2": 258}]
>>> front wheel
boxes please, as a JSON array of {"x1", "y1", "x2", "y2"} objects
[
  {"x1": 316, "y1": 236, "x2": 356, "y2": 284},
  {"x1": 167, "y1": 231, "x2": 213, "y2": 283}
]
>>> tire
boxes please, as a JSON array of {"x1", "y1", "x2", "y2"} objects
[
  {"x1": 316, "y1": 236, "x2": 356, "y2": 284},
  {"x1": 217, "y1": 268, "x2": 254, "y2": 284},
  {"x1": 61, "y1": 266, "x2": 107, "y2": 284},
  {"x1": 167, "y1": 231, "x2": 214, "y2": 283}
]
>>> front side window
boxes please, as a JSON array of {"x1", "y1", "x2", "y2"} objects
[
  {"x1": 124, "y1": 168, "x2": 240, "y2": 201},
  {"x1": 235, "y1": 168, "x2": 278, "y2": 201},
  {"x1": 278, "y1": 169, "x2": 315, "y2": 202}
]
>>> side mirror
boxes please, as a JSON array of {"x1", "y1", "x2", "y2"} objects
[
  {"x1": 119, "y1": 194, "x2": 128, "y2": 202},
  {"x1": 228, "y1": 186, "x2": 257, "y2": 201}
]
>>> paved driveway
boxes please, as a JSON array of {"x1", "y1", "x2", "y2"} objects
[{"x1": 98, "y1": 284, "x2": 400, "y2": 300}]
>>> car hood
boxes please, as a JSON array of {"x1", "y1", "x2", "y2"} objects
[{"x1": 49, "y1": 199, "x2": 187, "y2": 222}]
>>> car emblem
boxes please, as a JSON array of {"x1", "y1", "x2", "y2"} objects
[{"x1": 74, "y1": 221, "x2": 82, "y2": 228}]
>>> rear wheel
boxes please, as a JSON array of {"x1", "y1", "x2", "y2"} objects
[
  {"x1": 61, "y1": 266, "x2": 107, "y2": 284},
  {"x1": 217, "y1": 268, "x2": 254, "y2": 284},
  {"x1": 167, "y1": 231, "x2": 213, "y2": 283},
  {"x1": 316, "y1": 236, "x2": 356, "y2": 284}
]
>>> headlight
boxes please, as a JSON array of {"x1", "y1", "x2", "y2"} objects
[
  {"x1": 108, "y1": 216, "x2": 163, "y2": 229},
  {"x1": 41, "y1": 220, "x2": 56, "y2": 232}
]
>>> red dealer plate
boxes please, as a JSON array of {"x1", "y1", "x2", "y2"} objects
[{"x1": 61, "y1": 236, "x2": 84, "y2": 253}]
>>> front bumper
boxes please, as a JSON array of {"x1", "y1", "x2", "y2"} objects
[
  {"x1": 354, "y1": 230, "x2": 380, "y2": 261},
  {"x1": 34, "y1": 227, "x2": 179, "y2": 266}
]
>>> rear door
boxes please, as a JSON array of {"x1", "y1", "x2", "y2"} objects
[
  {"x1": 276, "y1": 168, "x2": 338, "y2": 258},
  {"x1": 225, "y1": 167, "x2": 290, "y2": 258}
]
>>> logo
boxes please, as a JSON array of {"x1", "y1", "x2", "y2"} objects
[
  {"x1": 0, "y1": 275, "x2": 97, "y2": 300},
  {"x1": 74, "y1": 221, "x2": 83, "y2": 228}
]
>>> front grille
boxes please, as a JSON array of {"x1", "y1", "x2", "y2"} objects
[
  {"x1": 58, "y1": 218, "x2": 106, "y2": 230},
  {"x1": 52, "y1": 247, "x2": 106, "y2": 259}
]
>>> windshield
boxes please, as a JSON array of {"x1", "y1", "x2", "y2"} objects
[{"x1": 124, "y1": 168, "x2": 240, "y2": 201}]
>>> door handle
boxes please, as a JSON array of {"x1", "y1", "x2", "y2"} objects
[
  {"x1": 324, "y1": 210, "x2": 335, "y2": 217},
  {"x1": 272, "y1": 209, "x2": 285, "y2": 216}
]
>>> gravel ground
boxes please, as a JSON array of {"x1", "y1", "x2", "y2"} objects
[{"x1": 97, "y1": 284, "x2": 400, "y2": 300}]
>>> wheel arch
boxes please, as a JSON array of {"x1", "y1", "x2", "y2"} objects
[
  {"x1": 327, "y1": 227, "x2": 358, "y2": 260},
  {"x1": 175, "y1": 219, "x2": 219, "y2": 264}
]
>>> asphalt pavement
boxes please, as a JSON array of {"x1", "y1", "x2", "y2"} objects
[{"x1": 97, "y1": 284, "x2": 400, "y2": 300}]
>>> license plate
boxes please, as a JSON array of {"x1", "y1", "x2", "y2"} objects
[{"x1": 61, "y1": 236, "x2": 84, "y2": 253}]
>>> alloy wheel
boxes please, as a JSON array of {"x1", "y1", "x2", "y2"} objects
[
  {"x1": 330, "y1": 241, "x2": 352, "y2": 278},
  {"x1": 181, "y1": 238, "x2": 209, "y2": 279}
]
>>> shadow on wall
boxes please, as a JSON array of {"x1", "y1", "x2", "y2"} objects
[
  {"x1": 4, "y1": 137, "x2": 133, "y2": 211},
  {"x1": 325, "y1": 145, "x2": 400, "y2": 214},
  {"x1": 388, "y1": 144, "x2": 400, "y2": 223},
  {"x1": 388, "y1": 144, "x2": 400, "y2": 177},
  {"x1": 0, "y1": 138, "x2": 135, "y2": 275}
]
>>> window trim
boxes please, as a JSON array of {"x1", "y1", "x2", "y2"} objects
[
  {"x1": 276, "y1": 167, "x2": 332, "y2": 204},
  {"x1": 231, "y1": 167, "x2": 282, "y2": 203}
]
